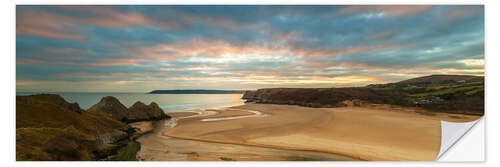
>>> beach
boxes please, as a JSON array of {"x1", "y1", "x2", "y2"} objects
[
  {"x1": 144, "y1": 103, "x2": 480, "y2": 161},
  {"x1": 134, "y1": 109, "x2": 357, "y2": 161}
]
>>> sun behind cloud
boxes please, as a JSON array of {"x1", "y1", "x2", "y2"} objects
[{"x1": 16, "y1": 5, "x2": 484, "y2": 92}]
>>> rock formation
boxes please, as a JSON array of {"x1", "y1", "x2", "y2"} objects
[
  {"x1": 126, "y1": 101, "x2": 170, "y2": 123},
  {"x1": 88, "y1": 96, "x2": 129, "y2": 121},
  {"x1": 88, "y1": 96, "x2": 170, "y2": 123}
]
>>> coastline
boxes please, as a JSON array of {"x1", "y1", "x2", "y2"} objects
[
  {"x1": 135, "y1": 110, "x2": 359, "y2": 161},
  {"x1": 16, "y1": 92, "x2": 481, "y2": 161},
  {"x1": 157, "y1": 103, "x2": 480, "y2": 161}
]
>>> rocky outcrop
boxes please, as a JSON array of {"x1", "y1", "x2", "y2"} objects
[
  {"x1": 126, "y1": 101, "x2": 170, "y2": 123},
  {"x1": 88, "y1": 96, "x2": 170, "y2": 123},
  {"x1": 241, "y1": 90, "x2": 257, "y2": 100},
  {"x1": 88, "y1": 96, "x2": 129, "y2": 121}
]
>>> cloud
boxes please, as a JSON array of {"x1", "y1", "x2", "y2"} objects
[
  {"x1": 291, "y1": 43, "x2": 412, "y2": 57},
  {"x1": 16, "y1": 6, "x2": 178, "y2": 40},
  {"x1": 438, "y1": 6, "x2": 483, "y2": 21},
  {"x1": 16, "y1": 9, "x2": 84, "y2": 40},
  {"x1": 16, "y1": 5, "x2": 484, "y2": 92},
  {"x1": 338, "y1": 5, "x2": 434, "y2": 17}
]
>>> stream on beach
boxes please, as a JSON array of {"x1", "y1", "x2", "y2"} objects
[{"x1": 136, "y1": 108, "x2": 358, "y2": 161}]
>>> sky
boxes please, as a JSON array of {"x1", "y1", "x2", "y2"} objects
[{"x1": 16, "y1": 5, "x2": 484, "y2": 92}]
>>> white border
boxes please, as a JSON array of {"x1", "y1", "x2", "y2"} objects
[
  {"x1": 4, "y1": 0, "x2": 497, "y2": 167},
  {"x1": 438, "y1": 118, "x2": 484, "y2": 161},
  {"x1": 437, "y1": 119, "x2": 483, "y2": 161}
]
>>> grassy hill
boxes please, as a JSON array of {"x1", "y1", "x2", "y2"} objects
[
  {"x1": 396, "y1": 75, "x2": 483, "y2": 85},
  {"x1": 16, "y1": 94, "x2": 171, "y2": 161},
  {"x1": 243, "y1": 75, "x2": 484, "y2": 115},
  {"x1": 16, "y1": 94, "x2": 134, "y2": 160}
]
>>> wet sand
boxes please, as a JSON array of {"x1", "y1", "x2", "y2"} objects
[
  {"x1": 161, "y1": 103, "x2": 480, "y2": 161},
  {"x1": 167, "y1": 112, "x2": 198, "y2": 118},
  {"x1": 130, "y1": 121, "x2": 155, "y2": 134},
  {"x1": 135, "y1": 110, "x2": 357, "y2": 161}
]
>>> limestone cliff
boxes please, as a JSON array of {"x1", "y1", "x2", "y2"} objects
[
  {"x1": 88, "y1": 96, "x2": 170, "y2": 123},
  {"x1": 126, "y1": 101, "x2": 170, "y2": 122},
  {"x1": 88, "y1": 96, "x2": 129, "y2": 121}
]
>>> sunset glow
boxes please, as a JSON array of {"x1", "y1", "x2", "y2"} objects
[{"x1": 16, "y1": 5, "x2": 484, "y2": 92}]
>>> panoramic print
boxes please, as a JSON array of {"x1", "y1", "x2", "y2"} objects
[{"x1": 16, "y1": 5, "x2": 484, "y2": 161}]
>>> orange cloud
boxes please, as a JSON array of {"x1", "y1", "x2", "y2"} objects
[
  {"x1": 16, "y1": 9, "x2": 84, "y2": 40},
  {"x1": 137, "y1": 38, "x2": 411, "y2": 61},
  {"x1": 16, "y1": 6, "x2": 178, "y2": 40},
  {"x1": 90, "y1": 39, "x2": 412, "y2": 66},
  {"x1": 16, "y1": 80, "x2": 42, "y2": 85},
  {"x1": 440, "y1": 6, "x2": 482, "y2": 21},
  {"x1": 135, "y1": 39, "x2": 290, "y2": 60},
  {"x1": 83, "y1": 58, "x2": 144, "y2": 67},
  {"x1": 16, "y1": 36, "x2": 413, "y2": 67},
  {"x1": 17, "y1": 59, "x2": 46, "y2": 65},
  {"x1": 58, "y1": 6, "x2": 178, "y2": 29}
]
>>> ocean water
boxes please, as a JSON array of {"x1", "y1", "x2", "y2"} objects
[{"x1": 16, "y1": 92, "x2": 244, "y2": 112}]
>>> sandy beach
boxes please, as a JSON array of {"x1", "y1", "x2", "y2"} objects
[
  {"x1": 135, "y1": 109, "x2": 357, "y2": 161},
  {"x1": 159, "y1": 103, "x2": 480, "y2": 161}
]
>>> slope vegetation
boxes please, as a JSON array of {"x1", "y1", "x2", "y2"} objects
[
  {"x1": 243, "y1": 75, "x2": 484, "y2": 115},
  {"x1": 16, "y1": 94, "x2": 170, "y2": 161}
]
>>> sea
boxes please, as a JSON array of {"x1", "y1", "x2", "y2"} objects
[{"x1": 16, "y1": 92, "x2": 245, "y2": 112}]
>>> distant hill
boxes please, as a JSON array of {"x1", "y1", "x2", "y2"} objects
[
  {"x1": 242, "y1": 87, "x2": 408, "y2": 107},
  {"x1": 396, "y1": 75, "x2": 483, "y2": 85},
  {"x1": 149, "y1": 89, "x2": 245, "y2": 94},
  {"x1": 243, "y1": 74, "x2": 484, "y2": 115},
  {"x1": 367, "y1": 74, "x2": 483, "y2": 88}
]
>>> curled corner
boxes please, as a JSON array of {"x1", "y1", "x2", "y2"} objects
[{"x1": 436, "y1": 117, "x2": 482, "y2": 160}]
